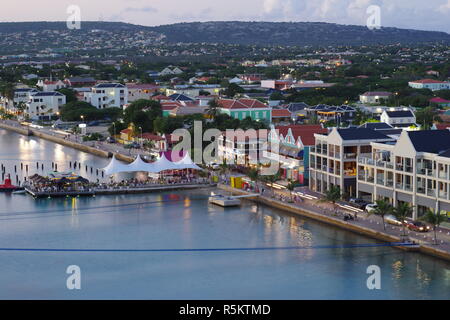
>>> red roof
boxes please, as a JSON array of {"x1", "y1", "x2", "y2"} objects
[
  {"x1": 434, "y1": 123, "x2": 450, "y2": 130},
  {"x1": 152, "y1": 94, "x2": 171, "y2": 101},
  {"x1": 120, "y1": 128, "x2": 132, "y2": 134},
  {"x1": 275, "y1": 125, "x2": 328, "y2": 146},
  {"x1": 272, "y1": 109, "x2": 292, "y2": 117},
  {"x1": 218, "y1": 98, "x2": 268, "y2": 109},
  {"x1": 430, "y1": 97, "x2": 450, "y2": 103},
  {"x1": 141, "y1": 133, "x2": 164, "y2": 141}
]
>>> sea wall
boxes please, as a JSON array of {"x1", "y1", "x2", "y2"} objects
[
  {"x1": 218, "y1": 184, "x2": 450, "y2": 262},
  {"x1": 0, "y1": 122, "x2": 134, "y2": 163}
]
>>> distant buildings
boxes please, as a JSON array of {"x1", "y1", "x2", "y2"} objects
[
  {"x1": 408, "y1": 79, "x2": 450, "y2": 91},
  {"x1": 26, "y1": 91, "x2": 66, "y2": 119},
  {"x1": 359, "y1": 91, "x2": 392, "y2": 104},
  {"x1": 380, "y1": 109, "x2": 418, "y2": 129},
  {"x1": 217, "y1": 98, "x2": 272, "y2": 122},
  {"x1": 126, "y1": 84, "x2": 159, "y2": 102},
  {"x1": 83, "y1": 83, "x2": 128, "y2": 109}
]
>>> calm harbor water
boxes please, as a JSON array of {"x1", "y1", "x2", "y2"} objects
[{"x1": 0, "y1": 129, "x2": 449, "y2": 300}]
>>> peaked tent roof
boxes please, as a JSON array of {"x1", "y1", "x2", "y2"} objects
[
  {"x1": 102, "y1": 155, "x2": 130, "y2": 175},
  {"x1": 175, "y1": 153, "x2": 203, "y2": 171}
]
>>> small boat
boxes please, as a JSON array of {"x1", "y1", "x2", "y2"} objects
[
  {"x1": 0, "y1": 174, "x2": 25, "y2": 192},
  {"x1": 12, "y1": 190, "x2": 26, "y2": 194},
  {"x1": 208, "y1": 194, "x2": 241, "y2": 207}
]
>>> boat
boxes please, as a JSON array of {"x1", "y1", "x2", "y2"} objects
[
  {"x1": 208, "y1": 194, "x2": 241, "y2": 207},
  {"x1": 0, "y1": 174, "x2": 25, "y2": 192},
  {"x1": 12, "y1": 190, "x2": 26, "y2": 194}
]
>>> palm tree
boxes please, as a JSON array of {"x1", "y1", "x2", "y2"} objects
[
  {"x1": 394, "y1": 203, "x2": 413, "y2": 240},
  {"x1": 264, "y1": 171, "x2": 281, "y2": 191},
  {"x1": 367, "y1": 199, "x2": 393, "y2": 231},
  {"x1": 0, "y1": 82, "x2": 15, "y2": 110},
  {"x1": 286, "y1": 179, "x2": 297, "y2": 202},
  {"x1": 320, "y1": 185, "x2": 341, "y2": 214},
  {"x1": 207, "y1": 99, "x2": 220, "y2": 118},
  {"x1": 420, "y1": 209, "x2": 447, "y2": 245},
  {"x1": 247, "y1": 167, "x2": 260, "y2": 191}
]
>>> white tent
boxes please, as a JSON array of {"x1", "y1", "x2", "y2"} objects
[
  {"x1": 127, "y1": 155, "x2": 155, "y2": 173},
  {"x1": 151, "y1": 153, "x2": 180, "y2": 173},
  {"x1": 102, "y1": 153, "x2": 204, "y2": 176},
  {"x1": 174, "y1": 153, "x2": 203, "y2": 171},
  {"x1": 102, "y1": 155, "x2": 131, "y2": 175}
]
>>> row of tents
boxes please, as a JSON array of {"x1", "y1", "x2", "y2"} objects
[{"x1": 102, "y1": 152, "x2": 203, "y2": 176}]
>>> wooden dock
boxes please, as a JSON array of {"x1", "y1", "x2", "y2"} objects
[{"x1": 25, "y1": 183, "x2": 216, "y2": 198}]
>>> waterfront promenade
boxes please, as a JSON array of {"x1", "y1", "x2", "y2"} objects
[{"x1": 218, "y1": 183, "x2": 450, "y2": 262}]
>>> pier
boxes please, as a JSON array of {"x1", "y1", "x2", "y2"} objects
[{"x1": 25, "y1": 183, "x2": 216, "y2": 198}]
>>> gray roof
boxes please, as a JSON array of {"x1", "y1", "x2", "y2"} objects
[
  {"x1": 408, "y1": 130, "x2": 450, "y2": 153},
  {"x1": 32, "y1": 91, "x2": 64, "y2": 97},
  {"x1": 358, "y1": 122, "x2": 393, "y2": 130},
  {"x1": 386, "y1": 110, "x2": 414, "y2": 118},
  {"x1": 337, "y1": 128, "x2": 391, "y2": 141},
  {"x1": 94, "y1": 83, "x2": 125, "y2": 88}
]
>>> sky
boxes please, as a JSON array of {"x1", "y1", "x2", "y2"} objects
[{"x1": 1, "y1": 0, "x2": 450, "y2": 33}]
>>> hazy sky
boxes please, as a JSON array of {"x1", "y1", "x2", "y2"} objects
[{"x1": 1, "y1": 0, "x2": 450, "y2": 33}]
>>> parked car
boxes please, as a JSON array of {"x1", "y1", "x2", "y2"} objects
[
  {"x1": 385, "y1": 214, "x2": 403, "y2": 226},
  {"x1": 106, "y1": 137, "x2": 116, "y2": 143},
  {"x1": 405, "y1": 220, "x2": 430, "y2": 233},
  {"x1": 349, "y1": 198, "x2": 369, "y2": 209},
  {"x1": 365, "y1": 203, "x2": 378, "y2": 213},
  {"x1": 209, "y1": 162, "x2": 220, "y2": 170},
  {"x1": 124, "y1": 142, "x2": 140, "y2": 149}
]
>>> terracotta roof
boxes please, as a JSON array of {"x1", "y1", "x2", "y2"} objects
[
  {"x1": 275, "y1": 125, "x2": 328, "y2": 146},
  {"x1": 218, "y1": 98, "x2": 269, "y2": 109},
  {"x1": 434, "y1": 123, "x2": 450, "y2": 130},
  {"x1": 152, "y1": 95, "x2": 171, "y2": 101},
  {"x1": 141, "y1": 133, "x2": 164, "y2": 141},
  {"x1": 271, "y1": 109, "x2": 292, "y2": 117},
  {"x1": 120, "y1": 128, "x2": 132, "y2": 134}
]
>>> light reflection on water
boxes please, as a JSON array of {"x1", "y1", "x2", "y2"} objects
[{"x1": 0, "y1": 129, "x2": 449, "y2": 299}]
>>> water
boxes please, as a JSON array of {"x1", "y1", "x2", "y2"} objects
[{"x1": 0, "y1": 129, "x2": 449, "y2": 300}]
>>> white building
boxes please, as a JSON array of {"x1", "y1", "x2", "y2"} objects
[
  {"x1": 359, "y1": 91, "x2": 392, "y2": 104},
  {"x1": 26, "y1": 92, "x2": 66, "y2": 119},
  {"x1": 357, "y1": 130, "x2": 450, "y2": 219},
  {"x1": 309, "y1": 128, "x2": 395, "y2": 198},
  {"x1": 84, "y1": 83, "x2": 128, "y2": 109},
  {"x1": 37, "y1": 80, "x2": 66, "y2": 92},
  {"x1": 159, "y1": 67, "x2": 184, "y2": 76},
  {"x1": 408, "y1": 79, "x2": 450, "y2": 91},
  {"x1": 380, "y1": 109, "x2": 418, "y2": 129}
]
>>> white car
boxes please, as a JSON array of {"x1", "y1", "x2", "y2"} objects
[
  {"x1": 365, "y1": 203, "x2": 378, "y2": 213},
  {"x1": 385, "y1": 214, "x2": 403, "y2": 226}
]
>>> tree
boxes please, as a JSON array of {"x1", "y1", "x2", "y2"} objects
[
  {"x1": 416, "y1": 106, "x2": 441, "y2": 130},
  {"x1": 286, "y1": 179, "x2": 297, "y2": 202},
  {"x1": 321, "y1": 185, "x2": 341, "y2": 214},
  {"x1": 247, "y1": 168, "x2": 260, "y2": 191},
  {"x1": 367, "y1": 199, "x2": 393, "y2": 231},
  {"x1": 56, "y1": 88, "x2": 77, "y2": 103},
  {"x1": 207, "y1": 99, "x2": 220, "y2": 118},
  {"x1": 420, "y1": 209, "x2": 447, "y2": 245},
  {"x1": 0, "y1": 82, "x2": 15, "y2": 109},
  {"x1": 394, "y1": 203, "x2": 413, "y2": 240}
]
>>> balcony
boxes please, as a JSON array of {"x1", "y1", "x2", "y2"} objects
[
  {"x1": 427, "y1": 189, "x2": 436, "y2": 197},
  {"x1": 344, "y1": 153, "x2": 357, "y2": 160},
  {"x1": 439, "y1": 192, "x2": 448, "y2": 200}
]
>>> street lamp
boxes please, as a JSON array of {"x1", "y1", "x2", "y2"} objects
[{"x1": 139, "y1": 126, "x2": 143, "y2": 148}]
